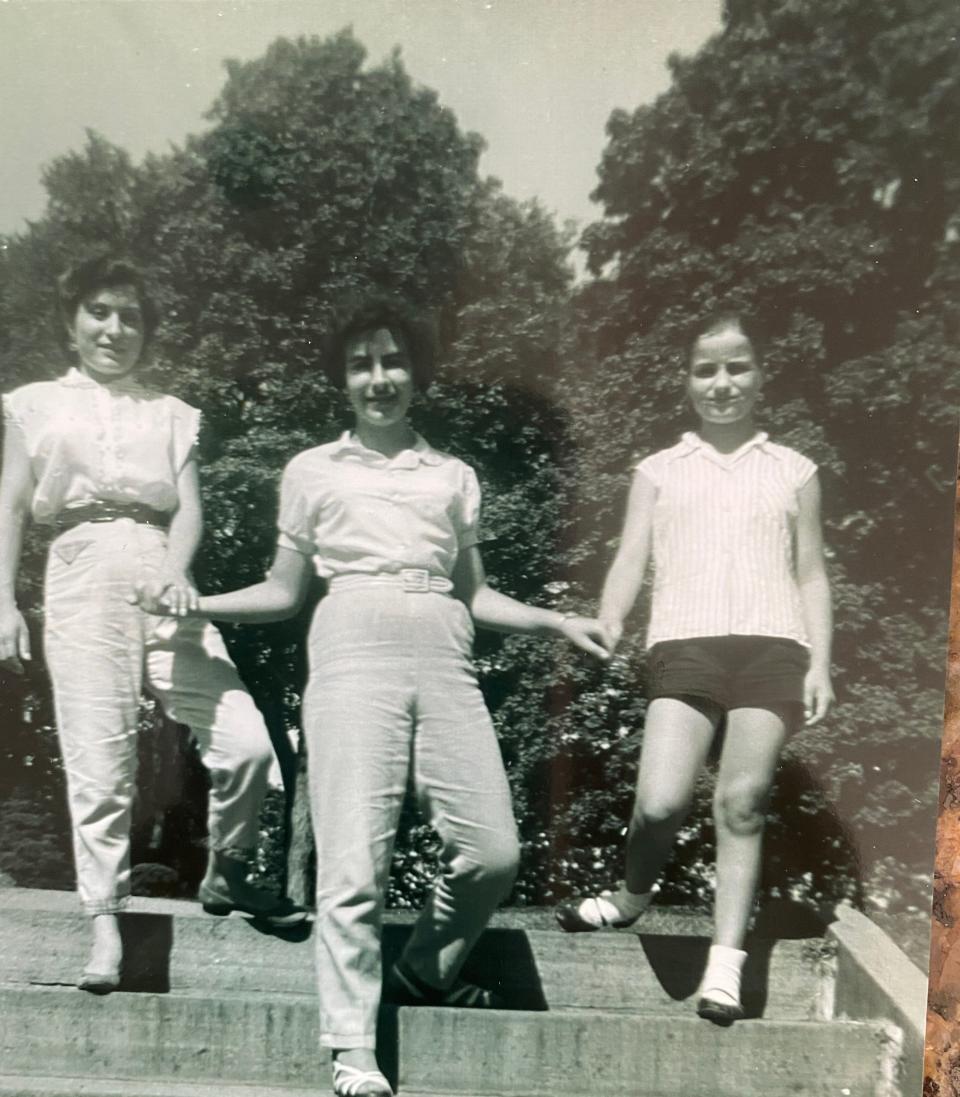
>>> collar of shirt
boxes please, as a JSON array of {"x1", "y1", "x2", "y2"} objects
[
  {"x1": 674, "y1": 430, "x2": 776, "y2": 468},
  {"x1": 328, "y1": 430, "x2": 445, "y2": 470},
  {"x1": 59, "y1": 366, "x2": 148, "y2": 396}
]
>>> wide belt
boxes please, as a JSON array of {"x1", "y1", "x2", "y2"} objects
[
  {"x1": 327, "y1": 569, "x2": 454, "y2": 594},
  {"x1": 53, "y1": 501, "x2": 172, "y2": 534}
]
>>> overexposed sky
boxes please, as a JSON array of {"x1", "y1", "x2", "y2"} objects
[{"x1": 0, "y1": 0, "x2": 722, "y2": 238}]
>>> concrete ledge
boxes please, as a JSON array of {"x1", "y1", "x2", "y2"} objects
[
  {"x1": 0, "y1": 894, "x2": 821, "y2": 1018},
  {"x1": 827, "y1": 904, "x2": 926, "y2": 1097},
  {"x1": 0, "y1": 1079, "x2": 323, "y2": 1097},
  {"x1": 0, "y1": 1080, "x2": 488, "y2": 1097},
  {"x1": 399, "y1": 1009, "x2": 897, "y2": 1097}
]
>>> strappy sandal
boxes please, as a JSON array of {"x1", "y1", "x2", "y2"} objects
[
  {"x1": 332, "y1": 1059, "x2": 393, "y2": 1096},
  {"x1": 386, "y1": 959, "x2": 503, "y2": 1009}
]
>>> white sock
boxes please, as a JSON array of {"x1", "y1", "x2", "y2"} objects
[
  {"x1": 699, "y1": 944, "x2": 747, "y2": 1007},
  {"x1": 578, "y1": 883, "x2": 658, "y2": 926}
]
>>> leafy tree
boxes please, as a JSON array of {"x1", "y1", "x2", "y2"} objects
[
  {"x1": 546, "y1": 0, "x2": 959, "y2": 912},
  {"x1": 0, "y1": 31, "x2": 577, "y2": 905}
]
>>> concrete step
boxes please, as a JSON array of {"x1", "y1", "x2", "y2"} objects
[
  {"x1": 0, "y1": 1081, "x2": 491, "y2": 1097},
  {"x1": 0, "y1": 1081, "x2": 480, "y2": 1097},
  {"x1": 0, "y1": 1081, "x2": 324, "y2": 1097},
  {"x1": 0, "y1": 891, "x2": 827, "y2": 1019},
  {"x1": 398, "y1": 1008, "x2": 900, "y2": 1097},
  {"x1": 0, "y1": 983, "x2": 894, "y2": 1096}
]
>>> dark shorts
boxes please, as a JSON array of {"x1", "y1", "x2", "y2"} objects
[{"x1": 647, "y1": 635, "x2": 809, "y2": 714}]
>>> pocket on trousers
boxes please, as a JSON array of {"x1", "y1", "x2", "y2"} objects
[{"x1": 52, "y1": 538, "x2": 93, "y2": 566}]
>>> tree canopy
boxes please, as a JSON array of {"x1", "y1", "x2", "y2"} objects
[{"x1": 0, "y1": 1, "x2": 956, "y2": 913}]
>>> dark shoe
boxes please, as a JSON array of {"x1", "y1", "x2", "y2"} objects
[
  {"x1": 696, "y1": 995, "x2": 744, "y2": 1026},
  {"x1": 554, "y1": 895, "x2": 641, "y2": 934},
  {"x1": 386, "y1": 959, "x2": 503, "y2": 1009},
  {"x1": 78, "y1": 967, "x2": 120, "y2": 994},
  {"x1": 198, "y1": 882, "x2": 307, "y2": 927}
]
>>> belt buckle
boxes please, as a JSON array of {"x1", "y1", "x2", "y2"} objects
[{"x1": 400, "y1": 568, "x2": 430, "y2": 593}]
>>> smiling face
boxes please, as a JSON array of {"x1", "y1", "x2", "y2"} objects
[
  {"x1": 343, "y1": 326, "x2": 415, "y2": 429},
  {"x1": 687, "y1": 321, "x2": 763, "y2": 427},
  {"x1": 71, "y1": 284, "x2": 146, "y2": 381}
]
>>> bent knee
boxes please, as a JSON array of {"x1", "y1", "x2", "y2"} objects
[
  {"x1": 485, "y1": 832, "x2": 521, "y2": 885},
  {"x1": 633, "y1": 795, "x2": 688, "y2": 829},
  {"x1": 714, "y1": 782, "x2": 769, "y2": 835},
  {"x1": 460, "y1": 831, "x2": 520, "y2": 895}
]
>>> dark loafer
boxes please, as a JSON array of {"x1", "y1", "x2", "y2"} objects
[
  {"x1": 78, "y1": 967, "x2": 121, "y2": 994},
  {"x1": 696, "y1": 995, "x2": 744, "y2": 1026},
  {"x1": 198, "y1": 884, "x2": 307, "y2": 927},
  {"x1": 385, "y1": 959, "x2": 503, "y2": 1009}
]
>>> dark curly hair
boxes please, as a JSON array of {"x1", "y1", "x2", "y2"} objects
[
  {"x1": 57, "y1": 253, "x2": 159, "y2": 358},
  {"x1": 323, "y1": 295, "x2": 437, "y2": 390},
  {"x1": 686, "y1": 311, "x2": 768, "y2": 368}
]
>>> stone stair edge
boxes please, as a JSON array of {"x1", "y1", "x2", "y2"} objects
[
  {"x1": 0, "y1": 1080, "x2": 503, "y2": 1097},
  {"x1": 0, "y1": 891, "x2": 824, "y2": 951}
]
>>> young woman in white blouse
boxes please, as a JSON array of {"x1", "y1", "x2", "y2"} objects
[
  {"x1": 0, "y1": 254, "x2": 303, "y2": 994},
  {"x1": 137, "y1": 298, "x2": 609, "y2": 1097},
  {"x1": 556, "y1": 312, "x2": 834, "y2": 1025}
]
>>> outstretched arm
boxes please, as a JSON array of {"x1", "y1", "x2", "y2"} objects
[
  {"x1": 0, "y1": 424, "x2": 34, "y2": 674},
  {"x1": 597, "y1": 469, "x2": 656, "y2": 650},
  {"x1": 135, "y1": 543, "x2": 312, "y2": 624},
  {"x1": 796, "y1": 472, "x2": 834, "y2": 725},
  {"x1": 452, "y1": 545, "x2": 609, "y2": 660}
]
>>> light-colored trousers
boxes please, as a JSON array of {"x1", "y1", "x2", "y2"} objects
[
  {"x1": 44, "y1": 519, "x2": 274, "y2": 915},
  {"x1": 305, "y1": 580, "x2": 520, "y2": 1049}
]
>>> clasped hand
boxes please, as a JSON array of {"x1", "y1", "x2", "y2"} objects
[
  {"x1": 0, "y1": 607, "x2": 31, "y2": 674},
  {"x1": 128, "y1": 572, "x2": 199, "y2": 618},
  {"x1": 558, "y1": 614, "x2": 615, "y2": 661}
]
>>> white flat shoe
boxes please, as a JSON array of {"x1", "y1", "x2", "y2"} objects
[{"x1": 332, "y1": 1059, "x2": 393, "y2": 1097}]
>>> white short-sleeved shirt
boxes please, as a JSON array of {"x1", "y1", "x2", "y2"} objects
[
  {"x1": 277, "y1": 431, "x2": 481, "y2": 580},
  {"x1": 638, "y1": 431, "x2": 817, "y2": 648},
  {"x1": 2, "y1": 368, "x2": 200, "y2": 525}
]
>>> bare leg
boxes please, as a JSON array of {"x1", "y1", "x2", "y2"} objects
[
  {"x1": 623, "y1": 697, "x2": 719, "y2": 893},
  {"x1": 712, "y1": 706, "x2": 788, "y2": 950}
]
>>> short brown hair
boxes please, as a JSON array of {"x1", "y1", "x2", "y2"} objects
[{"x1": 57, "y1": 253, "x2": 159, "y2": 356}]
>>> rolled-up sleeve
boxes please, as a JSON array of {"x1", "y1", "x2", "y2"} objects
[
  {"x1": 277, "y1": 458, "x2": 317, "y2": 556},
  {"x1": 170, "y1": 402, "x2": 201, "y2": 472},
  {"x1": 455, "y1": 465, "x2": 482, "y2": 550},
  {"x1": 1, "y1": 393, "x2": 24, "y2": 438}
]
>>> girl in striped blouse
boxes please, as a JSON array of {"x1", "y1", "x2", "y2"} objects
[{"x1": 556, "y1": 313, "x2": 834, "y2": 1025}]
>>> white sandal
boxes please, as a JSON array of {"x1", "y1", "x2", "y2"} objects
[{"x1": 332, "y1": 1059, "x2": 394, "y2": 1097}]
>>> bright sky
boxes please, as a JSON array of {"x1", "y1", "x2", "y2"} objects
[{"x1": 0, "y1": 0, "x2": 722, "y2": 241}]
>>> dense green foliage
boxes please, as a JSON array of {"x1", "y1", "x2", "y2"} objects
[
  {"x1": 1, "y1": 1, "x2": 955, "y2": 915},
  {"x1": 538, "y1": 0, "x2": 960, "y2": 911}
]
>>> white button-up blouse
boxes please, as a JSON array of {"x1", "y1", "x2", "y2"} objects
[
  {"x1": 2, "y1": 368, "x2": 200, "y2": 524},
  {"x1": 277, "y1": 432, "x2": 481, "y2": 580}
]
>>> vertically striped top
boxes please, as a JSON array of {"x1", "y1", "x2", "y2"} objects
[{"x1": 638, "y1": 432, "x2": 817, "y2": 648}]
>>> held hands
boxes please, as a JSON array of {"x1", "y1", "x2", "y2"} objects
[
  {"x1": 128, "y1": 572, "x2": 199, "y2": 618},
  {"x1": 0, "y1": 607, "x2": 31, "y2": 674},
  {"x1": 599, "y1": 618, "x2": 624, "y2": 654},
  {"x1": 558, "y1": 614, "x2": 613, "y2": 661},
  {"x1": 803, "y1": 664, "x2": 835, "y2": 726}
]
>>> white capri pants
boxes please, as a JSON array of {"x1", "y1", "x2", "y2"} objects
[
  {"x1": 43, "y1": 519, "x2": 275, "y2": 915},
  {"x1": 305, "y1": 578, "x2": 520, "y2": 1049}
]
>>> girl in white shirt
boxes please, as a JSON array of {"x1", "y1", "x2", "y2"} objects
[
  {"x1": 0, "y1": 254, "x2": 302, "y2": 994},
  {"x1": 556, "y1": 313, "x2": 834, "y2": 1025},
  {"x1": 137, "y1": 298, "x2": 609, "y2": 1097}
]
